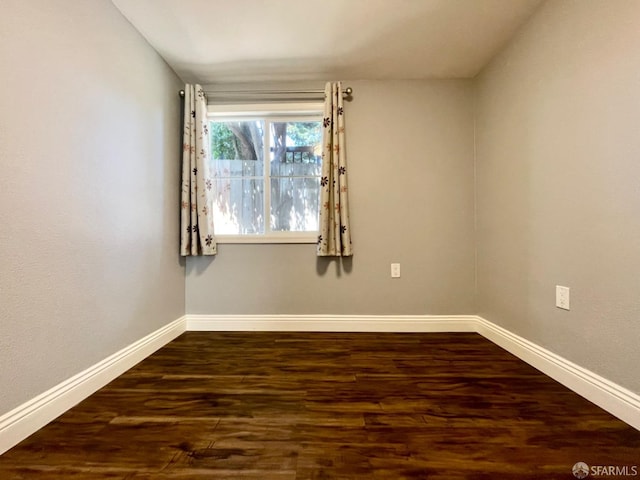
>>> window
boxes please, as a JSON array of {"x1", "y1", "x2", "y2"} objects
[{"x1": 209, "y1": 104, "x2": 323, "y2": 243}]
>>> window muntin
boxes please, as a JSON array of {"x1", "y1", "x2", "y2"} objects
[{"x1": 209, "y1": 106, "x2": 323, "y2": 243}]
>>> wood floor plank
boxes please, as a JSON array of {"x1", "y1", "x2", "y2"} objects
[{"x1": 0, "y1": 332, "x2": 638, "y2": 479}]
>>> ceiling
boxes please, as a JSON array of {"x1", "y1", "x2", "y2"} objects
[{"x1": 111, "y1": 0, "x2": 543, "y2": 84}]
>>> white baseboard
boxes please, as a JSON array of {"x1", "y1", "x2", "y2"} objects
[
  {"x1": 0, "y1": 316, "x2": 187, "y2": 455},
  {"x1": 2, "y1": 313, "x2": 638, "y2": 456},
  {"x1": 186, "y1": 314, "x2": 478, "y2": 332}
]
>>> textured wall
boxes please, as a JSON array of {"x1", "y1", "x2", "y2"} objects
[
  {"x1": 475, "y1": 0, "x2": 640, "y2": 393},
  {"x1": 186, "y1": 80, "x2": 476, "y2": 315},
  {"x1": 0, "y1": 0, "x2": 185, "y2": 414}
]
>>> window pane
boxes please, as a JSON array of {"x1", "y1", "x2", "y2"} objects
[
  {"x1": 211, "y1": 121, "x2": 264, "y2": 162},
  {"x1": 210, "y1": 120, "x2": 264, "y2": 177},
  {"x1": 270, "y1": 121, "x2": 322, "y2": 177},
  {"x1": 269, "y1": 121, "x2": 322, "y2": 233},
  {"x1": 211, "y1": 120, "x2": 265, "y2": 235},
  {"x1": 270, "y1": 177, "x2": 320, "y2": 232},
  {"x1": 213, "y1": 178, "x2": 264, "y2": 235}
]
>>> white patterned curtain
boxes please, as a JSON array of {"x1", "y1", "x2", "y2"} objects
[
  {"x1": 180, "y1": 84, "x2": 217, "y2": 256},
  {"x1": 317, "y1": 81, "x2": 352, "y2": 257}
]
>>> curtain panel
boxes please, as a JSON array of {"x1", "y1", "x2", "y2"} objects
[
  {"x1": 317, "y1": 81, "x2": 353, "y2": 257},
  {"x1": 180, "y1": 84, "x2": 217, "y2": 256}
]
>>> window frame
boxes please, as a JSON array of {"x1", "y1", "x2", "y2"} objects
[{"x1": 207, "y1": 102, "x2": 324, "y2": 244}]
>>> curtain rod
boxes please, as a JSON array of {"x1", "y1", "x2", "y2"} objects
[{"x1": 178, "y1": 87, "x2": 353, "y2": 99}]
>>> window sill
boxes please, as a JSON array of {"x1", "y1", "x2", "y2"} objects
[{"x1": 215, "y1": 234, "x2": 318, "y2": 244}]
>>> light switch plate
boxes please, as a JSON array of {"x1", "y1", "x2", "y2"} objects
[
  {"x1": 391, "y1": 263, "x2": 401, "y2": 278},
  {"x1": 556, "y1": 285, "x2": 570, "y2": 310}
]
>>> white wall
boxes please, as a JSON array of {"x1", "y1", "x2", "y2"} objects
[
  {"x1": 186, "y1": 80, "x2": 476, "y2": 315},
  {"x1": 475, "y1": 0, "x2": 640, "y2": 394},
  {"x1": 0, "y1": 0, "x2": 185, "y2": 414}
]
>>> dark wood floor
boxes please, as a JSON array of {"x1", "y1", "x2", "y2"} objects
[{"x1": 0, "y1": 332, "x2": 638, "y2": 479}]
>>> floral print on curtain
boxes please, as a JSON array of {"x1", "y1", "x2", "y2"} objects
[
  {"x1": 180, "y1": 84, "x2": 216, "y2": 256},
  {"x1": 317, "y1": 81, "x2": 353, "y2": 257}
]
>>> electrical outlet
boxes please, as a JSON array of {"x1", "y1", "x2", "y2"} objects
[
  {"x1": 391, "y1": 263, "x2": 401, "y2": 278},
  {"x1": 556, "y1": 286, "x2": 570, "y2": 310}
]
